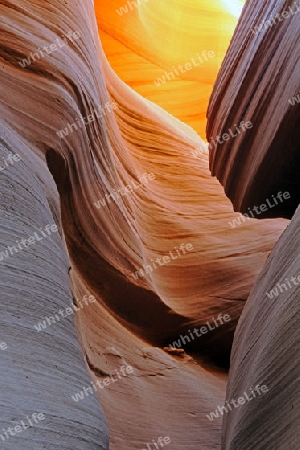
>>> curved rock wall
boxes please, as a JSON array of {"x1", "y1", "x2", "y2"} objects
[
  {"x1": 1, "y1": 0, "x2": 298, "y2": 449},
  {"x1": 222, "y1": 206, "x2": 300, "y2": 450},
  {"x1": 207, "y1": 0, "x2": 300, "y2": 219},
  {"x1": 0, "y1": 125, "x2": 109, "y2": 449},
  {"x1": 206, "y1": 1, "x2": 300, "y2": 448}
]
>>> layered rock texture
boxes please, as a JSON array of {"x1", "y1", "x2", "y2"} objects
[
  {"x1": 207, "y1": 0, "x2": 300, "y2": 219},
  {"x1": 222, "y1": 206, "x2": 300, "y2": 450},
  {"x1": 96, "y1": 0, "x2": 246, "y2": 137},
  {"x1": 207, "y1": 1, "x2": 300, "y2": 448},
  {"x1": 0, "y1": 0, "x2": 299, "y2": 449},
  {"x1": 0, "y1": 129, "x2": 109, "y2": 450}
]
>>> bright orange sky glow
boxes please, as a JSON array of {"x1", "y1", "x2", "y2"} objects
[{"x1": 95, "y1": 0, "x2": 245, "y2": 138}]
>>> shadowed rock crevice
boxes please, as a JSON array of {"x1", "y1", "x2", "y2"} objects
[
  {"x1": 207, "y1": 0, "x2": 300, "y2": 219},
  {"x1": 1, "y1": 0, "x2": 298, "y2": 448}
]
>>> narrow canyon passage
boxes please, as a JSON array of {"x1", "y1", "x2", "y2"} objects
[{"x1": 0, "y1": 0, "x2": 299, "y2": 449}]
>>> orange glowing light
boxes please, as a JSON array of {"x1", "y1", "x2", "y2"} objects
[{"x1": 95, "y1": 0, "x2": 245, "y2": 138}]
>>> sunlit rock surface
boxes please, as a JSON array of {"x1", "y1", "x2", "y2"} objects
[
  {"x1": 207, "y1": 0, "x2": 300, "y2": 219},
  {"x1": 0, "y1": 0, "x2": 297, "y2": 449},
  {"x1": 96, "y1": 0, "x2": 246, "y2": 137}
]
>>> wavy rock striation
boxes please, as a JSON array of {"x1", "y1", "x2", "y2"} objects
[
  {"x1": 222, "y1": 206, "x2": 300, "y2": 450},
  {"x1": 95, "y1": 0, "x2": 246, "y2": 137},
  {"x1": 0, "y1": 127, "x2": 109, "y2": 449},
  {"x1": 0, "y1": 0, "x2": 296, "y2": 449},
  {"x1": 206, "y1": 1, "x2": 300, "y2": 448},
  {"x1": 207, "y1": 0, "x2": 300, "y2": 219}
]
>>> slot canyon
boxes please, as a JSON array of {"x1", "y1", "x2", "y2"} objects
[{"x1": 0, "y1": 0, "x2": 299, "y2": 449}]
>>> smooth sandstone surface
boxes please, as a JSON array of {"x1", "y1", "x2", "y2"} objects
[
  {"x1": 222, "y1": 206, "x2": 300, "y2": 450},
  {"x1": 96, "y1": 0, "x2": 246, "y2": 137},
  {"x1": 0, "y1": 127, "x2": 109, "y2": 449},
  {"x1": 1, "y1": 0, "x2": 298, "y2": 449},
  {"x1": 207, "y1": 0, "x2": 300, "y2": 219},
  {"x1": 206, "y1": 1, "x2": 300, "y2": 448}
]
